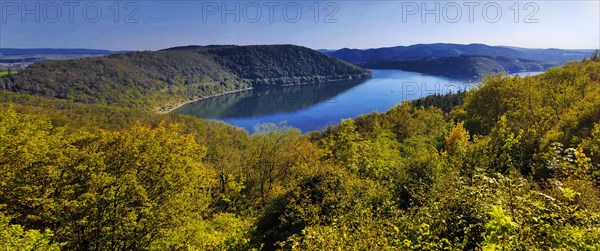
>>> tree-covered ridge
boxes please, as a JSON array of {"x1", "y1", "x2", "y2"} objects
[
  {"x1": 1, "y1": 58, "x2": 600, "y2": 250},
  {"x1": 363, "y1": 55, "x2": 554, "y2": 80},
  {"x1": 164, "y1": 45, "x2": 371, "y2": 85},
  {"x1": 0, "y1": 45, "x2": 371, "y2": 111}
]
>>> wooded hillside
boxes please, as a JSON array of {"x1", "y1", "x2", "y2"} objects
[{"x1": 0, "y1": 45, "x2": 371, "y2": 111}]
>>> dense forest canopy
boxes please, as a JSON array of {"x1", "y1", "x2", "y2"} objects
[
  {"x1": 1, "y1": 56, "x2": 600, "y2": 250},
  {"x1": 0, "y1": 45, "x2": 371, "y2": 112}
]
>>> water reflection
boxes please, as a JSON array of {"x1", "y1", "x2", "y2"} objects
[{"x1": 175, "y1": 79, "x2": 365, "y2": 119}]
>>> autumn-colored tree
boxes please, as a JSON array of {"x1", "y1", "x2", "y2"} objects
[{"x1": 444, "y1": 121, "x2": 470, "y2": 157}]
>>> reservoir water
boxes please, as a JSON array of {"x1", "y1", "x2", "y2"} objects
[{"x1": 174, "y1": 69, "x2": 478, "y2": 133}]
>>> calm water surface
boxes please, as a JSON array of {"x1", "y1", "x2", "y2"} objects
[{"x1": 174, "y1": 69, "x2": 478, "y2": 133}]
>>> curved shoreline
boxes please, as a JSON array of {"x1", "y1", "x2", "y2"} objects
[
  {"x1": 157, "y1": 88, "x2": 254, "y2": 114},
  {"x1": 158, "y1": 74, "x2": 373, "y2": 114}
]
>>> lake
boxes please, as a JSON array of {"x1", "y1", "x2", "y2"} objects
[
  {"x1": 174, "y1": 69, "x2": 478, "y2": 133},
  {"x1": 509, "y1": 71, "x2": 545, "y2": 77}
]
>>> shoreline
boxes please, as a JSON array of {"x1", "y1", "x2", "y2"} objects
[
  {"x1": 157, "y1": 74, "x2": 373, "y2": 114},
  {"x1": 156, "y1": 87, "x2": 254, "y2": 114}
]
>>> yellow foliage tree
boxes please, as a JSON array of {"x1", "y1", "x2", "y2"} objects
[{"x1": 444, "y1": 121, "x2": 470, "y2": 157}]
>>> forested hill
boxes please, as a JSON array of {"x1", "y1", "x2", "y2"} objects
[
  {"x1": 363, "y1": 55, "x2": 554, "y2": 80},
  {"x1": 0, "y1": 45, "x2": 371, "y2": 111}
]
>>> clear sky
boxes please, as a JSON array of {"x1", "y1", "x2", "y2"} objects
[{"x1": 1, "y1": 1, "x2": 598, "y2": 50}]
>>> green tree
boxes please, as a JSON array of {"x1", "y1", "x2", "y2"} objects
[
  {"x1": 0, "y1": 107, "x2": 218, "y2": 249},
  {"x1": 0, "y1": 213, "x2": 62, "y2": 251},
  {"x1": 482, "y1": 206, "x2": 518, "y2": 251}
]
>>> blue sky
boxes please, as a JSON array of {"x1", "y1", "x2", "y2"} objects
[{"x1": 1, "y1": 1, "x2": 599, "y2": 50}]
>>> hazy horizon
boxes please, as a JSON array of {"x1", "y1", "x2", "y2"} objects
[{"x1": 1, "y1": 42, "x2": 597, "y2": 52}]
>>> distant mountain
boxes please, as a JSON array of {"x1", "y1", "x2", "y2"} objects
[
  {"x1": 0, "y1": 48, "x2": 121, "y2": 69},
  {"x1": 326, "y1": 43, "x2": 592, "y2": 64},
  {"x1": 497, "y1": 46, "x2": 595, "y2": 62},
  {"x1": 0, "y1": 45, "x2": 371, "y2": 111},
  {"x1": 0, "y1": 48, "x2": 115, "y2": 55},
  {"x1": 363, "y1": 55, "x2": 555, "y2": 80}
]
